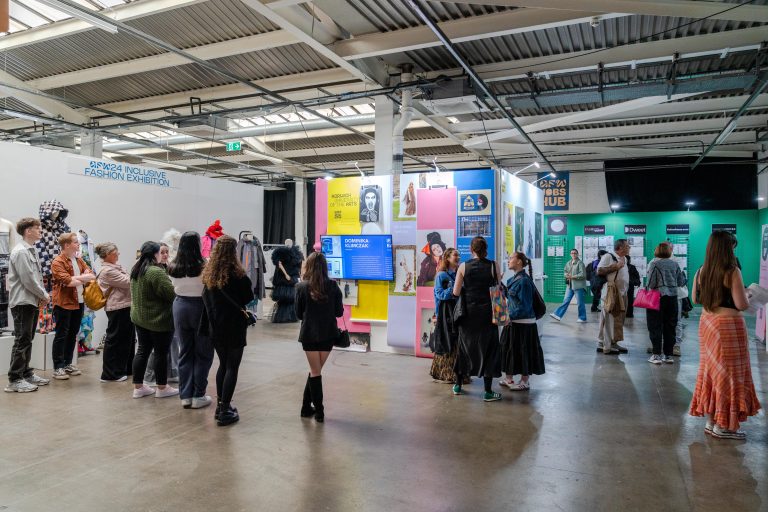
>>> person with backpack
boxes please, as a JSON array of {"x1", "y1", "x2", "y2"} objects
[
  {"x1": 550, "y1": 248, "x2": 586, "y2": 323},
  {"x1": 588, "y1": 250, "x2": 608, "y2": 312},
  {"x1": 596, "y1": 240, "x2": 630, "y2": 354},
  {"x1": 500, "y1": 251, "x2": 545, "y2": 391},
  {"x1": 625, "y1": 255, "x2": 642, "y2": 319}
]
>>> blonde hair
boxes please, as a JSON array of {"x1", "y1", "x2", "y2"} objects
[{"x1": 57, "y1": 232, "x2": 77, "y2": 247}]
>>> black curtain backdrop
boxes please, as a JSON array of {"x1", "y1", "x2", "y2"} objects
[
  {"x1": 306, "y1": 180, "x2": 316, "y2": 255},
  {"x1": 263, "y1": 182, "x2": 295, "y2": 245},
  {"x1": 604, "y1": 157, "x2": 757, "y2": 212}
]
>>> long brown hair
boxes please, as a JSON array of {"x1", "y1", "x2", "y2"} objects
[
  {"x1": 201, "y1": 235, "x2": 244, "y2": 289},
  {"x1": 303, "y1": 252, "x2": 330, "y2": 301},
  {"x1": 437, "y1": 248, "x2": 458, "y2": 272},
  {"x1": 514, "y1": 251, "x2": 533, "y2": 277},
  {"x1": 698, "y1": 230, "x2": 738, "y2": 311}
]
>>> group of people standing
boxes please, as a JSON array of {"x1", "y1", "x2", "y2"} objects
[
  {"x1": 5, "y1": 218, "x2": 254, "y2": 427},
  {"x1": 429, "y1": 236, "x2": 546, "y2": 400}
]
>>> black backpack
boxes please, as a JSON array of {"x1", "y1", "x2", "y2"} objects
[
  {"x1": 590, "y1": 254, "x2": 616, "y2": 291},
  {"x1": 628, "y1": 264, "x2": 641, "y2": 287}
]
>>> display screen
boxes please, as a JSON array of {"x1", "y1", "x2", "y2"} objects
[{"x1": 320, "y1": 235, "x2": 394, "y2": 281}]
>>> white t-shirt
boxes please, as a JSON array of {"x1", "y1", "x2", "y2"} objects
[
  {"x1": 598, "y1": 252, "x2": 629, "y2": 296},
  {"x1": 170, "y1": 275, "x2": 204, "y2": 297},
  {"x1": 71, "y1": 257, "x2": 84, "y2": 304}
]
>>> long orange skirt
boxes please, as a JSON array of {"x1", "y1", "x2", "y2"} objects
[{"x1": 689, "y1": 311, "x2": 761, "y2": 430}]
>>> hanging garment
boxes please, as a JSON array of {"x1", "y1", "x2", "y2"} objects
[
  {"x1": 36, "y1": 200, "x2": 70, "y2": 278},
  {"x1": 202, "y1": 220, "x2": 224, "y2": 258},
  {"x1": 77, "y1": 230, "x2": 97, "y2": 352},
  {"x1": 237, "y1": 236, "x2": 267, "y2": 300}
]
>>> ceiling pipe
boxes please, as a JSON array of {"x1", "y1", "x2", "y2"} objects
[
  {"x1": 392, "y1": 64, "x2": 415, "y2": 175},
  {"x1": 405, "y1": 0, "x2": 556, "y2": 173}
]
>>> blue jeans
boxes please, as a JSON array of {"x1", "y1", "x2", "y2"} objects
[
  {"x1": 554, "y1": 287, "x2": 586, "y2": 321},
  {"x1": 174, "y1": 297, "x2": 214, "y2": 399}
]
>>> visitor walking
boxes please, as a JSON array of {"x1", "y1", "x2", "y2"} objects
[
  {"x1": 50, "y1": 232, "x2": 95, "y2": 379},
  {"x1": 646, "y1": 242, "x2": 686, "y2": 364},
  {"x1": 500, "y1": 252, "x2": 545, "y2": 390},
  {"x1": 295, "y1": 252, "x2": 343, "y2": 423},
  {"x1": 130, "y1": 242, "x2": 178, "y2": 399},
  {"x1": 452, "y1": 236, "x2": 502, "y2": 402},
  {"x1": 201, "y1": 236, "x2": 254, "y2": 426},
  {"x1": 689, "y1": 231, "x2": 760, "y2": 440},
  {"x1": 4, "y1": 218, "x2": 50, "y2": 393},
  {"x1": 550, "y1": 248, "x2": 586, "y2": 323},
  {"x1": 596, "y1": 240, "x2": 629, "y2": 354},
  {"x1": 95, "y1": 242, "x2": 134, "y2": 382},
  {"x1": 169, "y1": 232, "x2": 213, "y2": 409},
  {"x1": 430, "y1": 248, "x2": 466, "y2": 383}
]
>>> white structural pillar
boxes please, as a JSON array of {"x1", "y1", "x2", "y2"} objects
[
  {"x1": 295, "y1": 180, "x2": 307, "y2": 252},
  {"x1": 374, "y1": 95, "x2": 395, "y2": 176},
  {"x1": 80, "y1": 130, "x2": 102, "y2": 158}
]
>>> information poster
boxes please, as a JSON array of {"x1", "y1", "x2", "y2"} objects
[
  {"x1": 536, "y1": 171, "x2": 569, "y2": 210},
  {"x1": 455, "y1": 169, "x2": 496, "y2": 263},
  {"x1": 415, "y1": 287, "x2": 436, "y2": 358},
  {"x1": 350, "y1": 281, "x2": 389, "y2": 321},
  {"x1": 504, "y1": 201, "x2": 514, "y2": 259},
  {"x1": 757, "y1": 224, "x2": 768, "y2": 341},
  {"x1": 327, "y1": 177, "x2": 361, "y2": 235}
]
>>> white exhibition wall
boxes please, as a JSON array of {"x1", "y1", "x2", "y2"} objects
[
  {"x1": 499, "y1": 168, "x2": 545, "y2": 280},
  {"x1": 0, "y1": 141, "x2": 264, "y2": 342}
]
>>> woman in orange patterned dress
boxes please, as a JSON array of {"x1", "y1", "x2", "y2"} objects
[{"x1": 689, "y1": 231, "x2": 761, "y2": 440}]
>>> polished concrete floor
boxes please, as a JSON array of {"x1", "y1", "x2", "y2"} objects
[{"x1": 1, "y1": 307, "x2": 766, "y2": 512}]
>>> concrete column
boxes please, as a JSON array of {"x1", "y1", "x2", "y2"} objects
[
  {"x1": 80, "y1": 130, "x2": 102, "y2": 158},
  {"x1": 374, "y1": 95, "x2": 395, "y2": 176},
  {"x1": 294, "y1": 180, "x2": 307, "y2": 252}
]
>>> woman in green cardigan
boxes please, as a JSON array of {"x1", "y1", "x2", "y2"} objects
[
  {"x1": 130, "y1": 241, "x2": 178, "y2": 399},
  {"x1": 550, "y1": 248, "x2": 587, "y2": 323}
]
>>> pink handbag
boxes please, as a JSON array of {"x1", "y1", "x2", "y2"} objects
[{"x1": 634, "y1": 288, "x2": 660, "y2": 310}]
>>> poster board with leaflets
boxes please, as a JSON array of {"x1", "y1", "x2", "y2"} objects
[{"x1": 756, "y1": 224, "x2": 768, "y2": 342}]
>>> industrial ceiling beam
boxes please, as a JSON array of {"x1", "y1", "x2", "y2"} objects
[
  {"x1": 435, "y1": 0, "x2": 768, "y2": 23},
  {"x1": 405, "y1": 0, "x2": 556, "y2": 171},
  {"x1": 0, "y1": 69, "x2": 88, "y2": 125},
  {"x1": 691, "y1": 72, "x2": 768, "y2": 169}
]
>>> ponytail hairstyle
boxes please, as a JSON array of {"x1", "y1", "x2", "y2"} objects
[
  {"x1": 303, "y1": 251, "x2": 329, "y2": 301},
  {"x1": 514, "y1": 251, "x2": 533, "y2": 277},
  {"x1": 130, "y1": 241, "x2": 161, "y2": 280},
  {"x1": 437, "y1": 248, "x2": 458, "y2": 272}
]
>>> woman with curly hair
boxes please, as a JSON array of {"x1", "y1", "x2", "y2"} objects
[{"x1": 201, "y1": 236, "x2": 254, "y2": 426}]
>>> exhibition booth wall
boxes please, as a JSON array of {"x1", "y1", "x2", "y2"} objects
[
  {"x1": 542, "y1": 210, "x2": 760, "y2": 303},
  {"x1": 314, "y1": 169, "x2": 544, "y2": 356},
  {"x1": 0, "y1": 142, "x2": 264, "y2": 344}
]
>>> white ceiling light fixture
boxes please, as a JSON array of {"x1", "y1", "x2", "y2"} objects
[
  {"x1": 513, "y1": 161, "x2": 540, "y2": 176},
  {"x1": 35, "y1": 0, "x2": 119, "y2": 34},
  {"x1": 349, "y1": 161, "x2": 364, "y2": 177},
  {"x1": 532, "y1": 172, "x2": 555, "y2": 185}
]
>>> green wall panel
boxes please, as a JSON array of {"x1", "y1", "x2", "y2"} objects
[{"x1": 544, "y1": 210, "x2": 759, "y2": 303}]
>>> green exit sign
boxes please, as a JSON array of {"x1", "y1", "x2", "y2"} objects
[{"x1": 226, "y1": 141, "x2": 241, "y2": 152}]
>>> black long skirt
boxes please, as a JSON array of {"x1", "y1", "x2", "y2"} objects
[
  {"x1": 271, "y1": 285, "x2": 297, "y2": 323},
  {"x1": 500, "y1": 322, "x2": 545, "y2": 376},
  {"x1": 454, "y1": 304, "x2": 501, "y2": 378}
]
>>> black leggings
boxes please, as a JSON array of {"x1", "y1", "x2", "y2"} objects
[
  {"x1": 456, "y1": 373, "x2": 493, "y2": 393},
  {"x1": 215, "y1": 345, "x2": 244, "y2": 403}
]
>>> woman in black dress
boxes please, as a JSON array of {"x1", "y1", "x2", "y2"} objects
[
  {"x1": 452, "y1": 236, "x2": 502, "y2": 402},
  {"x1": 295, "y1": 252, "x2": 343, "y2": 423},
  {"x1": 201, "y1": 236, "x2": 254, "y2": 426},
  {"x1": 271, "y1": 242, "x2": 303, "y2": 323}
]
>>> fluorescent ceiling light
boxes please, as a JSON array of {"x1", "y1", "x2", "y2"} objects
[
  {"x1": 243, "y1": 148, "x2": 282, "y2": 165},
  {"x1": 35, "y1": 0, "x2": 119, "y2": 34}
]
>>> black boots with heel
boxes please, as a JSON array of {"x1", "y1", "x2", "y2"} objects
[
  {"x1": 300, "y1": 374, "x2": 316, "y2": 418},
  {"x1": 308, "y1": 375, "x2": 324, "y2": 423}
]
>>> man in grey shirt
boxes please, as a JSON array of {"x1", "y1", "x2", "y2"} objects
[{"x1": 4, "y1": 218, "x2": 50, "y2": 393}]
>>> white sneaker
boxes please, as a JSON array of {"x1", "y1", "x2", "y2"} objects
[
  {"x1": 549, "y1": 313, "x2": 561, "y2": 321},
  {"x1": 710, "y1": 425, "x2": 746, "y2": 440},
  {"x1": 64, "y1": 365, "x2": 82, "y2": 376},
  {"x1": 4, "y1": 379, "x2": 38, "y2": 393},
  {"x1": 576, "y1": 319, "x2": 586, "y2": 323},
  {"x1": 155, "y1": 386, "x2": 179, "y2": 398},
  {"x1": 648, "y1": 355, "x2": 663, "y2": 365},
  {"x1": 25, "y1": 374, "x2": 50, "y2": 386},
  {"x1": 662, "y1": 355, "x2": 674, "y2": 364},
  {"x1": 191, "y1": 396, "x2": 213, "y2": 409},
  {"x1": 181, "y1": 398, "x2": 193, "y2": 408},
  {"x1": 133, "y1": 386, "x2": 155, "y2": 399},
  {"x1": 52, "y1": 368, "x2": 69, "y2": 380}
]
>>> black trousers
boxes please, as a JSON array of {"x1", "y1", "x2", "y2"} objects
[
  {"x1": 101, "y1": 307, "x2": 135, "y2": 381},
  {"x1": 591, "y1": 286, "x2": 602, "y2": 311},
  {"x1": 215, "y1": 344, "x2": 244, "y2": 403},
  {"x1": 8, "y1": 305, "x2": 39, "y2": 382},
  {"x1": 133, "y1": 326, "x2": 173, "y2": 386},
  {"x1": 52, "y1": 304, "x2": 84, "y2": 369},
  {"x1": 646, "y1": 295, "x2": 678, "y2": 357},
  {"x1": 626, "y1": 285, "x2": 636, "y2": 317}
]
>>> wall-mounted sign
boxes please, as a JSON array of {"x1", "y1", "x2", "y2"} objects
[
  {"x1": 584, "y1": 225, "x2": 606, "y2": 235},
  {"x1": 225, "y1": 141, "x2": 242, "y2": 152},
  {"x1": 624, "y1": 224, "x2": 647, "y2": 235},
  {"x1": 712, "y1": 224, "x2": 737, "y2": 234},
  {"x1": 68, "y1": 159, "x2": 176, "y2": 188},
  {"x1": 547, "y1": 216, "x2": 568, "y2": 235},
  {"x1": 666, "y1": 224, "x2": 690, "y2": 235},
  {"x1": 536, "y1": 171, "x2": 569, "y2": 211}
]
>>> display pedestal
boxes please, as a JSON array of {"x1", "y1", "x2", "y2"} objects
[{"x1": 0, "y1": 332, "x2": 77, "y2": 374}]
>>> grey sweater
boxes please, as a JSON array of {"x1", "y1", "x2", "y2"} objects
[
  {"x1": 8, "y1": 240, "x2": 49, "y2": 308},
  {"x1": 647, "y1": 258, "x2": 686, "y2": 297}
]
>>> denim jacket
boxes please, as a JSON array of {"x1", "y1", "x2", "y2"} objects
[
  {"x1": 506, "y1": 270, "x2": 535, "y2": 320},
  {"x1": 434, "y1": 270, "x2": 456, "y2": 312}
]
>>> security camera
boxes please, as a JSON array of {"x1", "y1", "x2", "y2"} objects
[{"x1": 590, "y1": 16, "x2": 600, "y2": 28}]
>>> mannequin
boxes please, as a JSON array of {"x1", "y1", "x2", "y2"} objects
[
  {"x1": 35, "y1": 200, "x2": 70, "y2": 333},
  {"x1": 161, "y1": 228, "x2": 182, "y2": 261},
  {"x1": 202, "y1": 220, "x2": 224, "y2": 259},
  {"x1": 0, "y1": 216, "x2": 15, "y2": 328},
  {"x1": 270, "y1": 239, "x2": 303, "y2": 323}
]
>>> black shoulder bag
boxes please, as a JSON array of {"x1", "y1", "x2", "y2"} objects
[
  {"x1": 219, "y1": 288, "x2": 257, "y2": 326},
  {"x1": 335, "y1": 316, "x2": 351, "y2": 348}
]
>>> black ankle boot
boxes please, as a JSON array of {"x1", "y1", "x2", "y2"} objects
[
  {"x1": 301, "y1": 374, "x2": 315, "y2": 418},
  {"x1": 308, "y1": 375, "x2": 324, "y2": 423},
  {"x1": 214, "y1": 397, "x2": 222, "y2": 421},
  {"x1": 217, "y1": 402, "x2": 239, "y2": 427}
]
